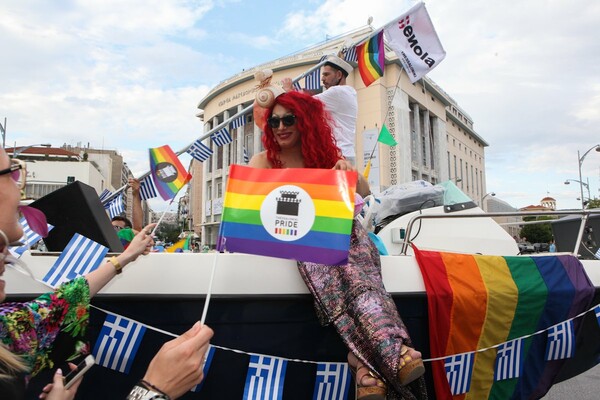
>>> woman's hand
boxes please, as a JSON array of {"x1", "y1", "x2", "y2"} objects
[
  {"x1": 120, "y1": 223, "x2": 156, "y2": 264},
  {"x1": 142, "y1": 322, "x2": 214, "y2": 399},
  {"x1": 39, "y1": 365, "x2": 82, "y2": 400},
  {"x1": 332, "y1": 159, "x2": 355, "y2": 171}
]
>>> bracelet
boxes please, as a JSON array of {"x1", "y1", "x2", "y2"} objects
[
  {"x1": 108, "y1": 256, "x2": 123, "y2": 275},
  {"x1": 140, "y1": 380, "x2": 171, "y2": 399}
]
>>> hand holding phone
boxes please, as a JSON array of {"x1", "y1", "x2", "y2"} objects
[{"x1": 63, "y1": 355, "x2": 95, "y2": 389}]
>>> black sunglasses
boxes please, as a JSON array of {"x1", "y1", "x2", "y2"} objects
[{"x1": 267, "y1": 114, "x2": 296, "y2": 129}]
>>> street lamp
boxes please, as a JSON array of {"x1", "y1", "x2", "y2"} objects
[
  {"x1": 576, "y1": 144, "x2": 600, "y2": 209},
  {"x1": 481, "y1": 192, "x2": 496, "y2": 210},
  {"x1": 564, "y1": 179, "x2": 591, "y2": 203},
  {"x1": 12, "y1": 143, "x2": 51, "y2": 158}
]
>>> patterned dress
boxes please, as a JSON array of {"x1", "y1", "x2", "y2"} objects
[
  {"x1": 298, "y1": 221, "x2": 428, "y2": 399},
  {"x1": 0, "y1": 277, "x2": 90, "y2": 379}
]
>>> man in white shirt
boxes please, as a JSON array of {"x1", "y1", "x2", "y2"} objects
[{"x1": 283, "y1": 55, "x2": 358, "y2": 164}]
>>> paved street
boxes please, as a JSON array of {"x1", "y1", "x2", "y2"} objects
[{"x1": 542, "y1": 364, "x2": 600, "y2": 399}]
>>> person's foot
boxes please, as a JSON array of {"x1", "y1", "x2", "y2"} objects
[
  {"x1": 348, "y1": 352, "x2": 386, "y2": 400},
  {"x1": 398, "y1": 346, "x2": 425, "y2": 386}
]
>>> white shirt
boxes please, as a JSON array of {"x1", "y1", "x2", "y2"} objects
[{"x1": 315, "y1": 85, "x2": 358, "y2": 158}]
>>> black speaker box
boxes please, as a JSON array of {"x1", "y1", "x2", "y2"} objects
[
  {"x1": 551, "y1": 214, "x2": 600, "y2": 259},
  {"x1": 30, "y1": 181, "x2": 124, "y2": 252}
]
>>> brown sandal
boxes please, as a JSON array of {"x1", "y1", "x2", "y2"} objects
[
  {"x1": 397, "y1": 346, "x2": 425, "y2": 386},
  {"x1": 348, "y1": 353, "x2": 387, "y2": 400}
]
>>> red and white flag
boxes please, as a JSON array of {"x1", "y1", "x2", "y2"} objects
[{"x1": 383, "y1": 2, "x2": 446, "y2": 83}]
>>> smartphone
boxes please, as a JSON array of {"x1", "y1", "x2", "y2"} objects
[{"x1": 63, "y1": 355, "x2": 95, "y2": 389}]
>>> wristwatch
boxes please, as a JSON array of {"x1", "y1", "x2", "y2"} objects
[{"x1": 127, "y1": 381, "x2": 170, "y2": 400}]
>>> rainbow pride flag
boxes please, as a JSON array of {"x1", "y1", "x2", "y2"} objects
[
  {"x1": 149, "y1": 145, "x2": 192, "y2": 200},
  {"x1": 413, "y1": 247, "x2": 597, "y2": 400},
  {"x1": 357, "y1": 30, "x2": 384, "y2": 87},
  {"x1": 217, "y1": 165, "x2": 357, "y2": 265}
]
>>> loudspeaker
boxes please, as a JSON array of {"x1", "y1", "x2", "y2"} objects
[
  {"x1": 551, "y1": 214, "x2": 600, "y2": 259},
  {"x1": 30, "y1": 181, "x2": 125, "y2": 252}
]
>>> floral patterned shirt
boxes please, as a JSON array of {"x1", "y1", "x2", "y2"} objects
[{"x1": 0, "y1": 277, "x2": 90, "y2": 377}]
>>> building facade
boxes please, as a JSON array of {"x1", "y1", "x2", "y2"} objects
[{"x1": 193, "y1": 28, "x2": 489, "y2": 248}]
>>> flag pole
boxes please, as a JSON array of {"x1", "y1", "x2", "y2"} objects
[{"x1": 200, "y1": 252, "x2": 219, "y2": 325}]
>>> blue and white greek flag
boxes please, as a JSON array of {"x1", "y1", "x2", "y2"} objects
[
  {"x1": 187, "y1": 139, "x2": 213, "y2": 162},
  {"x1": 104, "y1": 194, "x2": 124, "y2": 219},
  {"x1": 545, "y1": 320, "x2": 575, "y2": 360},
  {"x1": 595, "y1": 247, "x2": 600, "y2": 260},
  {"x1": 305, "y1": 68, "x2": 321, "y2": 91},
  {"x1": 595, "y1": 304, "x2": 600, "y2": 328},
  {"x1": 93, "y1": 314, "x2": 146, "y2": 374},
  {"x1": 293, "y1": 81, "x2": 301, "y2": 91},
  {"x1": 494, "y1": 338, "x2": 523, "y2": 381},
  {"x1": 42, "y1": 234, "x2": 108, "y2": 287},
  {"x1": 98, "y1": 189, "x2": 112, "y2": 203},
  {"x1": 191, "y1": 345, "x2": 216, "y2": 393},
  {"x1": 211, "y1": 127, "x2": 232, "y2": 146},
  {"x1": 313, "y1": 362, "x2": 350, "y2": 400},
  {"x1": 243, "y1": 355, "x2": 287, "y2": 400},
  {"x1": 10, "y1": 217, "x2": 53, "y2": 257},
  {"x1": 139, "y1": 175, "x2": 158, "y2": 201},
  {"x1": 445, "y1": 353, "x2": 474, "y2": 396},
  {"x1": 344, "y1": 46, "x2": 358, "y2": 63},
  {"x1": 231, "y1": 115, "x2": 247, "y2": 130},
  {"x1": 243, "y1": 147, "x2": 250, "y2": 164}
]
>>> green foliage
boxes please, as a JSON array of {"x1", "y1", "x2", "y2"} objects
[
  {"x1": 586, "y1": 198, "x2": 600, "y2": 209},
  {"x1": 155, "y1": 222, "x2": 181, "y2": 244},
  {"x1": 520, "y1": 216, "x2": 554, "y2": 243}
]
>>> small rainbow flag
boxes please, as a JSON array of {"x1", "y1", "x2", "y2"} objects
[
  {"x1": 149, "y1": 145, "x2": 192, "y2": 200},
  {"x1": 217, "y1": 165, "x2": 357, "y2": 265},
  {"x1": 357, "y1": 30, "x2": 384, "y2": 87},
  {"x1": 413, "y1": 247, "x2": 597, "y2": 400}
]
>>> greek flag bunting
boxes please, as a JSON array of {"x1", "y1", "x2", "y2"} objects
[
  {"x1": 595, "y1": 304, "x2": 600, "y2": 327},
  {"x1": 98, "y1": 188, "x2": 112, "y2": 203},
  {"x1": 595, "y1": 247, "x2": 600, "y2": 260},
  {"x1": 494, "y1": 338, "x2": 523, "y2": 381},
  {"x1": 187, "y1": 139, "x2": 213, "y2": 162},
  {"x1": 243, "y1": 355, "x2": 287, "y2": 400},
  {"x1": 305, "y1": 68, "x2": 321, "y2": 91},
  {"x1": 313, "y1": 362, "x2": 351, "y2": 400},
  {"x1": 445, "y1": 353, "x2": 474, "y2": 396},
  {"x1": 139, "y1": 175, "x2": 158, "y2": 201},
  {"x1": 104, "y1": 194, "x2": 124, "y2": 219},
  {"x1": 344, "y1": 46, "x2": 358, "y2": 63},
  {"x1": 243, "y1": 147, "x2": 250, "y2": 164},
  {"x1": 545, "y1": 320, "x2": 575, "y2": 360},
  {"x1": 231, "y1": 115, "x2": 247, "y2": 130},
  {"x1": 293, "y1": 81, "x2": 301, "y2": 91},
  {"x1": 93, "y1": 314, "x2": 146, "y2": 374},
  {"x1": 211, "y1": 127, "x2": 233, "y2": 146},
  {"x1": 191, "y1": 345, "x2": 215, "y2": 393},
  {"x1": 10, "y1": 217, "x2": 53, "y2": 257},
  {"x1": 42, "y1": 234, "x2": 108, "y2": 287}
]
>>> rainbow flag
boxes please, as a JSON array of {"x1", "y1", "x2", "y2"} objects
[
  {"x1": 217, "y1": 165, "x2": 357, "y2": 265},
  {"x1": 413, "y1": 247, "x2": 597, "y2": 400},
  {"x1": 357, "y1": 30, "x2": 384, "y2": 87},
  {"x1": 149, "y1": 145, "x2": 192, "y2": 200}
]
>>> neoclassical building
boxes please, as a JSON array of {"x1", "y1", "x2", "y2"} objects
[{"x1": 192, "y1": 27, "x2": 489, "y2": 248}]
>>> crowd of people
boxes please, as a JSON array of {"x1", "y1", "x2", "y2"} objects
[{"x1": 1, "y1": 53, "x2": 426, "y2": 400}]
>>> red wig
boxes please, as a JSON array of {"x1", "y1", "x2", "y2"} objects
[{"x1": 262, "y1": 91, "x2": 343, "y2": 169}]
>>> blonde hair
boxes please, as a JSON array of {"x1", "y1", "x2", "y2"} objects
[{"x1": 0, "y1": 345, "x2": 27, "y2": 380}]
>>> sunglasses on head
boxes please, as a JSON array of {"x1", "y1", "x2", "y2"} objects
[
  {"x1": 267, "y1": 114, "x2": 296, "y2": 129},
  {"x1": 0, "y1": 158, "x2": 26, "y2": 189}
]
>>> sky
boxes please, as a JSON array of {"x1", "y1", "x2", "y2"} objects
[{"x1": 1, "y1": 0, "x2": 599, "y2": 211}]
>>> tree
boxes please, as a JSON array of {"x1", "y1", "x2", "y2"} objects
[
  {"x1": 586, "y1": 198, "x2": 600, "y2": 209},
  {"x1": 154, "y1": 222, "x2": 180, "y2": 244},
  {"x1": 519, "y1": 216, "x2": 554, "y2": 244}
]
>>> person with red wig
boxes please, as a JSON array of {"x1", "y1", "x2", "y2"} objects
[{"x1": 249, "y1": 75, "x2": 427, "y2": 400}]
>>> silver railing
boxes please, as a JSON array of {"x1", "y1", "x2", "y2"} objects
[{"x1": 400, "y1": 209, "x2": 600, "y2": 256}]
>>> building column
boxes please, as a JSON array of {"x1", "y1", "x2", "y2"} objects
[
  {"x1": 412, "y1": 103, "x2": 422, "y2": 179},
  {"x1": 422, "y1": 109, "x2": 431, "y2": 179},
  {"x1": 391, "y1": 90, "x2": 412, "y2": 185}
]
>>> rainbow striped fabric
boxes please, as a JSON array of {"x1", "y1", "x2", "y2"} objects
[
  {"x1": 357, "y1": 30, "x2": 385, "y2": 87},
  {"x1": 414, "y1": 247, "x2": 597, "y2": 400},
  {"x1": 149, "y1": 145, "x2": 192, "y2": 200},
  {"x1": 217, "y1": 165, "x2": 357, "y2": 265}
]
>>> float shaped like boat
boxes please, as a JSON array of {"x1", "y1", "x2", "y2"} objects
[{"x1": 6, "y1": 184, "x2": 600, "y2": 399}]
